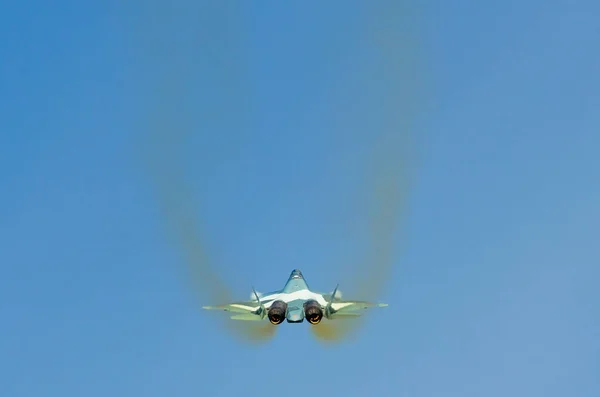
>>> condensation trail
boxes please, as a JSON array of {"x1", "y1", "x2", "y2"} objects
[
  {"x1": 133, "y1": 0, "x2": 423, "y2": 343},
  {"x1": 143, "y1": 129, "x2": 276, "y2": 343},
  {"x1": 135, "y1": 1, "x2": 275, "y2": 343},
  {"x1": 311, "y1": 1, "x2": 423, "y2": 342}
]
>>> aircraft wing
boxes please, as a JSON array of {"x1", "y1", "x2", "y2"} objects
[
  {"x1": 203, "y1": 301, "x2": 266, "y2": 320},
  {"x1": 203, "y1": 287, "x2": 271, "y2": 321},
  {"x1": 327, "y1": 300, "x2": 388, "y2": 318}
]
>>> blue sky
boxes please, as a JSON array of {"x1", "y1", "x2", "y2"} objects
[{"x1": 1, "y1": 1, "x2": 599, "y2": 396}]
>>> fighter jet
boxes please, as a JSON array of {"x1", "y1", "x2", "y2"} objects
[{"x1": 203, "y1": 269, "x2": 387, "y2": 325}]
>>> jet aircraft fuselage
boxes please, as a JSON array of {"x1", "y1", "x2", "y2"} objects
[{"x1": 203, "y1": 269, "x2": 387, "y2": 325}]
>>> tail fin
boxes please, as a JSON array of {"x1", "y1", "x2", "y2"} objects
[
  {"x1": 252, "y1": 287, "x2": 267, "y2": 319},
  {"x1": 325, "y1": 284, "x2": 339, "y2": 319}
]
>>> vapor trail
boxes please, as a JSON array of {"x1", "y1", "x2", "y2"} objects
[
  {"x1": 134, "y1": 1, "x2": 422, "y2": 343},
  {"x1": 143, "y1": 129, "x2": 275, "y2": 342},
  {"x1": 136, "y1": 1, "x2": 275, "y2": 343},
  {"x1": 311, "y1": 1, "x2": 423, "y2": 342}
]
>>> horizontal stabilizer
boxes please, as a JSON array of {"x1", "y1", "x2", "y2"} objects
[
  {"x1": 230, "y1": 314, "x2": 265, "y2": 321},
  {"x1": 328, "y1": 312, "x2": 362, "y2": 318},
  {"x1": 202, "y1": 303, "x2": 259, "y2": 313}
]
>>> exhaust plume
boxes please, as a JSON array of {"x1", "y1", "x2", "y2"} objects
[{"x1": 133, "y1": 0, "x2": 423, "y2": 343}]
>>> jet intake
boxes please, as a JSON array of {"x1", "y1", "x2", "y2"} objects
[
  {"x1": 303, "y1": 300, "x2": 323, "y2": 325},
  {"x1": 268, "y1": 300, "x2": 287, "y2": 325}
]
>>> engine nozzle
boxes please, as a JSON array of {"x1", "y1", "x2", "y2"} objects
[
  {"x1": 303, "y1": 300, "x2": 323, "y2": 325},
  {"x1": 268, "y1": 300, "x2": 287, "y2": 325}
]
